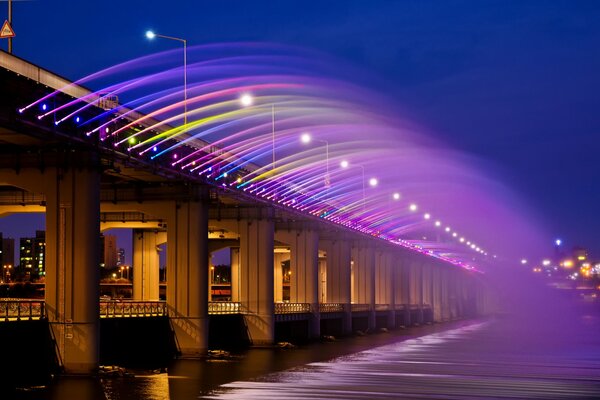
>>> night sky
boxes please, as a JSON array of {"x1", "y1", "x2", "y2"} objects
[{"x1": 1, "y1": 0, "x2": 599, "y2": 260}]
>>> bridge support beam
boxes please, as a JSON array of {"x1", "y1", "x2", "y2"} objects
[
  {"x1": 239, "y1": 217, "x2": 275, "y2": 345},
  {"x1": 275, "y1": 228, "x2": 320, "y2": 339},
  {"x1": 44, "y1": 167, "x2": 101, "y2": 374},
  {"x1": 352, "y1": 242, "x2": 376, "y2": 332},
  {"x1": 101, "y1": 191, "x2": 210, "y2": 355},
  {"x1": 409, "y1": 260, "x2": 424, "y2": 324},
  {"x1": 432, "y1": 266, "x2": 443, "y2": 322},
  {"x1": 132, "y1": 230, "x2": 165, "y2": 301},
  {"x1": 322, "y1": 238, "x2": 352, "y2": 335},
  {"x1": 166, "y1": 200, "x2": 209, "y2": 355},
  {"x1": 375, "y1": 251, "x2": 395, "y2": 329},
  {"x1": 398, "y1": 261, "x2": 410, "y2": 327}
]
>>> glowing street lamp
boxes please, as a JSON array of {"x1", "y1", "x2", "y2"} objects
[
  {"x1": 393, "y1": 192, "x2": 401, "y2": 200},
  {"x1": 146, "y1": 30, "x2": 188, "y2": 126}
]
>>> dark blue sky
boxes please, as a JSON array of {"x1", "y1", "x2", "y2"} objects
[{"x1": 2, "y1": 0, "x2": 600, "y2": 257}]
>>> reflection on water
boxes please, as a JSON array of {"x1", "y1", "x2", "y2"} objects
[
  {"x1": 9, "y1": 305, "x2": 600, "y2": 399},
  {"x1": 205, "y1": 315, "x2": 600, "y2": 399}
]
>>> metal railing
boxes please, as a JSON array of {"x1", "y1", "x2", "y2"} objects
[
  {"x1": 99, "y1": 301, "x2": 167, "y2": 318},
  {"x1": 319, "y1": 303, "x2": 345, "y2": 313},
  {"x1": 274, "y1": 302, "x2": 311, "y2": 314},
  {"x1": 351, "y1": 303, "x2": 371, "y2": 312},
  {"x1": 375, "y1": 304, "x2": 390, "y2": 311},
  {"x1": 0, "y1": 299, "x2": 45, "y2": 321},
  {"x1": 208, "y1": 301, "x2": 242, "y2": 314}
]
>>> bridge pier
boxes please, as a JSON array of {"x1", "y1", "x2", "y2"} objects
[
  {"x1": 322, "y1": 238, "x2": 352, "y2": 335},
  {"x1": 45, "y1": 166, "x2": 101, "y2": 374},
  {"x1": 351, "y1": 242, "x2": 376, "y2": 332},
  {"x1": 132, "y1": 230, "x2": 165, "y2": 301},
  {"x1": 1, "y1": 159, "x2": 102, "y2": 374},
  {"x1": 238, "y1": 215, "x2": 275, "y2": 345},
  {"x1": 275, "y1": 227, "x2": 320, "y2": 339},
  {"x1": 102, "y1": 193, "x2": 210, "y2": 356},
  {"x1": 375, "y1": 251, "x2": 395, "y2": 329}
]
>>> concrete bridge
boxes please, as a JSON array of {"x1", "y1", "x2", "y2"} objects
[{"x1": 0, "y1": 51, "x2": 492, "y2": 374}]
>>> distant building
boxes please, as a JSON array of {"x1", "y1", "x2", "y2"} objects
[
  {"x1": 100, "y1": 234, "x2": 118, "y2": 269},
  {"x1": 117, "y1": 248, "x2": 126, "y2": 266},
  {"x1": 19, "y1": 230, "x2": 45, "y2": 280},
  {"x1": 0, "y1": 233, "x2": 15, "y2": 268}
]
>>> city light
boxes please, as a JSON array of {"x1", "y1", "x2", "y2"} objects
[
  {"x1": 555, "y1": 239, "x2": 562, "y2": 246},
  {"x1": 409, "y1": 203, "x2": 417, "y2": 212},
  {"x1": 542, "y1": 259, "x2": 551, "y2": 266},
  {"x1": 521, "y1": 258, "x2": 527, "y2": 265},
  {"x1": 393, "y1": 192, "x2": 401, "y2": 200},
  {"x1": 368, "y1": 178, "x2": 378, "y2": 187},
  {"x1": 340, "y1": 160, "x2": 349, "y2": 168},
  {"x1": 145, "y1": 30, "x2": 156, "y2": 39},
  {"x1": 424, "y1": 213, "x2": 431, "y2": 220}
]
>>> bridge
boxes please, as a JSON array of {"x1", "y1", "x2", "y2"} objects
[{"x1": 0, "y1": 50, "x2": 492, "y2": 374}]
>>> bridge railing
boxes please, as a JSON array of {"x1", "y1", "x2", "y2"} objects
[
  {"x1": 319, "y1": 303, "x2": 345, "y2": 313},
  {"x1": 208, "y1": 301, "x2": 242, "y2": 314},
  {"x1": 351, "y1": 303, "x2": 371, "y2": 312},
  {"x1": 375, "y1": 304, "x2": 390, "y2": 311},
  {"x1": 274, "y1": 302, "x2": 311, "y2": 314},
  {"x1": 99, "y1": 301, "x2": 167, "y2": 318},
  {"x1": 0, "y1": 299, "x2": 45, "y2": 321}
]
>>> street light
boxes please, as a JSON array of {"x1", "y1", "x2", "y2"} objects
[
  {"x1": 146, "y1": 30, "x2": 188, "y2": 127},
  {"x1": 301, "y1": 133, "x2": 330, "y2": 187}
]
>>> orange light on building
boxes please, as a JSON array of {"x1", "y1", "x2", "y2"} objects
[
  {"x1": 577, "y1": 255, "x2": 586, "y2": 261},
  {"x1": 563, "y1": 260, "x2": 574, "y2": 268}
]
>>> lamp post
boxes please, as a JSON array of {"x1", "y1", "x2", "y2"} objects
[
  {"x1": 7, "y1": 0, "x2": 13, "y2": 54},
  {"x1": 301, "y1": 133, "x2": 330, "y2": 187},
  {"x1": 146, "y1": 30, "x2": 188, "y2": 127}
]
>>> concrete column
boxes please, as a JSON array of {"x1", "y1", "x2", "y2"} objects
[
  {"x1": 166, "y1": 200, "x2": 209, "y2": 356},
  {"x1": 230, "y1": 247, "x2": 240, "y2": 302},
  {"x1": 273, "y1": 252, "x2": 286, "y2": 302},
  {"x1": 239, "y1": 218, "x2": 275, "y2": 345},
  {"x1": 432, "y1": 266, "x2": 443, "y2": 322},
  {"x1": 375, "y1": 251, "x2": 395, "y2": 329},
  {"x1": 322, "y1": 239, "x2": 351, "y2": 334},
  {"x1": 352, "y1": 243, "x2": 375, "y2": 331},
  {"x1": 132, "y1": 230, "x2": 165, "y2": 301},
  {"x1": 400, "y1": 261, "x2": 411, "y2": 326},
  {"x1": 45, "y1": 166, "x2": 100, "y2": 374},
  {"x1": 409, "y1": 260, "x2": 424, "y2": 324},
  {"x1": 441, "y1": 268, "x2": 450, "y2": 321},
  {"x1": 422, "y1": 263, "x2": 432, "y2": 323},
  {"x1": 276, "y1": 228, "x2": 320, "y2": 338}
]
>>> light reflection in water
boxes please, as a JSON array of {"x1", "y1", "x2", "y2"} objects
[{"x1": 203, "y1": 319, "x2": 600, "y2": 399}]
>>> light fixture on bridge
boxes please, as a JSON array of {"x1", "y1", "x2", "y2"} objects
[
  {"x1": 424, "y1": 213, "x2": 431, "y2": 220},
  {"x1": 393, "y1": 192, "x2": 401, "y2": 200},
  {"x1": 435, "y1": 220, "x2": 441, "y2": 227},
  {"x1": 145, "y1": 30, "x2": 188, "y2": 126},
  {"x1": 368, "y1": 177, "x2": 378, "y2": 187},
  {"x1": 555, "y1": 239, "x2": 562, "y2": 246},
  {"x1": 445, "y1": 226, "x2": 451, "y2": 232},
  {"x1": 300, "y1": 132, "x2": 312, "y2": 144},
  {"x1": 240, "y1": 93, "x2": 253, "y2": 107},
  {"x1": 409, "y1": 203, "x2": 417, "y2": 212},
  {"x1": 521, "y1": 258, "x2": 528, "y2": 265}
]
